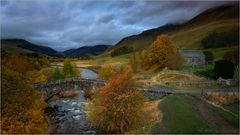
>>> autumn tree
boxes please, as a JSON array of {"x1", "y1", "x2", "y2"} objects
[
  {"x1": 88, "y1": 67, "x2": 150, "y2": 133},
  {"x1": 1, "y1": 66, "x2": 47, "y2": 134},
  {"x1": 28, "y1": 68, "x2": 55, "y2": 83},
  {"x1": 135, "y1": 35, "x2": 183, "y2": 71},
  {"x1": 53, "y1": 68, "x2": 64, "y2": 79},
  {"x1": 30, "y1": 70, "x2": 47, "y2": 83},
  {"x1": 62, "y1": 59, "x2": 80, "y2": 78},
  {"x1": 99, "y1": 64, "x2": 115, "y2": 80},
  {"x1": 1, "y1": 53, "x2": 34, "y2": 75}
]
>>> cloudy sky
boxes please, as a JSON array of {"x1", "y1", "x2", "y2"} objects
[{"x1": 0, "y1": 0, "x2": 237, "y2": 51}]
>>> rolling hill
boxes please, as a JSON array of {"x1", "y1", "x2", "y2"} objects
[
  {"x1": 107, "y1": 4, "x2": 239, "y2": 56},
  {"x1": 1, "y1": 39, "x2": 62, "y2": 57},
  {"x1": 63, "y1": 45, "x2": 111, "y2": 57}
]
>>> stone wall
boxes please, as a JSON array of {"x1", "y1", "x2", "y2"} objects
[{"x1": 167, "y1": 80, "x2": 218, "y2": 87}]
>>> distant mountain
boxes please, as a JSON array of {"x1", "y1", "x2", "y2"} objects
[
  {"x1": 63, "y1": 45, "x2": 111, "y2": 57},
  {"x1": 1, "y1": 39, "x2": 62, "y2": 57},
  {"x1": 107, "y1": 4, "x2": 239, "y2": 56}
]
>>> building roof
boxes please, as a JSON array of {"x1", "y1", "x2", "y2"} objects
[{"x1": 181, "y1": 50, "x2": 204, "y2": 57}]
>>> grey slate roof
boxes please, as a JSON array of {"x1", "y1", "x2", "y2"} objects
[{"x1": 181, "y1": 50, "x2": 204, "y2": 57}]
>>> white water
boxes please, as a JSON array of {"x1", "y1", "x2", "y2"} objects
[{"x1": 48, "y1": 90, "x2": 96, "y2": 133}]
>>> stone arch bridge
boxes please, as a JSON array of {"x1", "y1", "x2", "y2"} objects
[
  {"x1": 34, "y1": 77, "x2": 105, "y2": 101},
  {"x1": 34, "y1": 77, "x2": 238, "y2": 101}
]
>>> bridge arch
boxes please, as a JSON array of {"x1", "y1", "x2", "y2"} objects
[{"x1": 34, "y1": 77, "x2": 105, "y2": 101}]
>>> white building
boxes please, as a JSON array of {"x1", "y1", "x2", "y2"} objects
[{"x1": 181, "y1": 50, "x2": 205, "y2": 65}]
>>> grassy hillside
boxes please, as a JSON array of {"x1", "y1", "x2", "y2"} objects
[
  {"x1": 1, "y1": 40, "x2": 34, "y2": 54},
  {"x1": 107, "y1": 4, "x2": 239, "y2": 56},
  {"x1": 172, "y1": 19, "x2": 238, "y2": 49},
  {"x1": 1, "y1": 39, "x2": 61, "y2": 57},
  {"x1": 63, "y1": 45, "x2": 111, "y2": 57}
]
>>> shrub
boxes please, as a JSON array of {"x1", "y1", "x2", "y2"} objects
[
  {"x1": 52, "y1": 59, "x2": 80, "y2": 80},
  {"x1": 1, "y1": 69, "x2": 47, "y2": 134},
  {"x1": 205, "y1": 92, "x2": 239, "y2": 105},
  {"x1": 30, "y1": 70, "x2": 48, "y2": 83},
  {"x1": 1, "y1": 53, "x2": 34, "y2": 75},
  {"x1": 99, "y1": 64, "x2": 116, "y2": 80},
  {"x1": 37, "y1": 56, "x2": 50, "y2": 67},
  {"x1": 88, "y1": 67, "x2": 150, "y2": 133},
  {"x1": 1, "y1": 53, "x2": 50, "y2": 74},
  {"x1": 63, "y1": 59, "x2": 80, "y2": 77},
  {"x1": 53, "y1": 68, "x2": 64, "y2": 80},
  {"x1": 194, "y1": 68, "x2": 216, "y2": 79},
  {"x1": 214, "y1": 59, "x2": 235, "y2": 79},
  {"x1": 1, "y1": 53, "x2": 48, "y2": 133},
  {"x1": 29, "y1": 68, "x2": 54, "y2": 83}
]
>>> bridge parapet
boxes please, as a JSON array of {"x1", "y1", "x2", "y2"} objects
[{"x1": 34, "y1": 77, "x2": 105, "y2": 101}]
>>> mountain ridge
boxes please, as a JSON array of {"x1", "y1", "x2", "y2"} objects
[
  {"x1": 63, "y1": 44, "x2": 111, "y2": 57},
  {"x1": 1, "y1": 39, "x2": 62, "y2": 57},
  {"x1": 107, "y1": 4, "x2": 239, "y2": 56}
]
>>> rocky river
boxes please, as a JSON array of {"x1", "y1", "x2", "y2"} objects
[{"x1": 45, "y1": 67, "x2": 99, "y2": 133}]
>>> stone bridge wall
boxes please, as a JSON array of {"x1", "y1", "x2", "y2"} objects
[{"x1": 34, "y1": 77, "x2": 105, "y2": 101}]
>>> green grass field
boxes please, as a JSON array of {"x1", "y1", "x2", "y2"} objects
[
  {"x1": 94, "y1": 53, "x2": 131, "y2": 64},
  {"x1": 204, "y1": 46, "x2": 239, "y2": 61},
  {"x1": 181, "y1": 64, "x2": 213, "y2": 72},
  {"x1": 151, "y1": 94, "x2": 212, "y2": 134},
  {"x1": 150, "y1": 94, "x2": 239, "y2": 134}
]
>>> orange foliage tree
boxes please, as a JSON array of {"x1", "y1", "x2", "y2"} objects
[
  {"x1": 1, "y1": 69, "x2": 47, "y2": 134},
  {"x1": 1, "y1": 53, "x2": 34, "y2": 74},
  {"x1": 98, "y1": 64, "x2": 116, "y2": 80},
  {"x1": 29, "y1": 68, "x2": 55, "y2": 83},
  {"x1": 1, "y1": 53, "x2": 48, "y2": 133},
  {"x1": 88, "y1": 67, "x2": 150, "y2": 133},
  {"x1": 141, "y1": 35, "x2": 183, "y2": 71}
]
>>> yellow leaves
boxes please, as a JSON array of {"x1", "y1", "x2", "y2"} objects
[
  {"x1": 99, "y1": 64, "x2": 115, "y2": 80},
  {"x1": 1, "y1": 58, "x2": 48, "y2": 134},
  {"x1": 29, "y1": 71, "x2": 47, "y2": 83},
  {"x1": 132, "y1": 34, "x2": 183, "y2": 71},
  {"x1": 2, "y1": 53, "x2": 50, "y2": 75},
  {"x1": 88, "y1": 67, "x2": 149, "y2": 133},
  {"x1": 2, "y1": 53, "x2": 33, "y2": 74}
]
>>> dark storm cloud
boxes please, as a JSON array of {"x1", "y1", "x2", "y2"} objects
[{"x1": 0, "y1": 0, "x2": 237, "y2": 51}]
